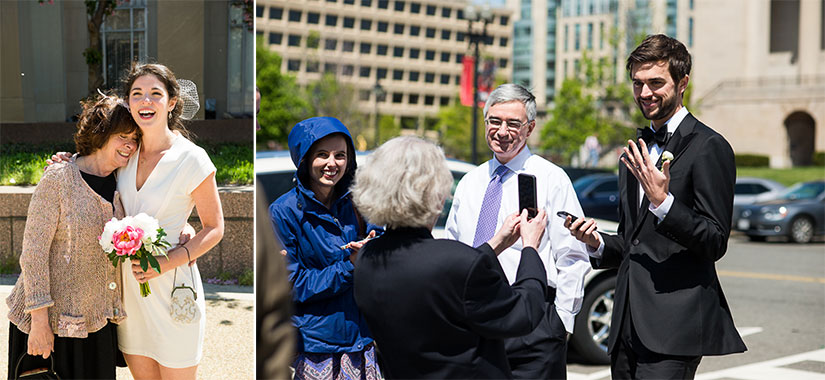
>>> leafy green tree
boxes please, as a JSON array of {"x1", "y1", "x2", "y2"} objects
[
  {"x1": 255, "y1": 37, "x2": 308, "y2": 150},
  {"x1": 436, "y1": 100, "x2": 488, "y2": 163}
]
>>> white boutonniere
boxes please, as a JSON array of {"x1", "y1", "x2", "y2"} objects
[{"x1": 660, "y1": 151, "x2": 674, "y2": 171}]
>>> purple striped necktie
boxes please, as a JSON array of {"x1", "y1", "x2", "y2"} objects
[{"x1": 472, "y1": 165, "x2": 510, "y2": 247}]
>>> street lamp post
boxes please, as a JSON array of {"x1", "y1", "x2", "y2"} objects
[
  {"x1": 372, "y1": 81, "x2": 386, "y2": 148},
  {"x1": 465, "y1": 5, "x2": 493, "y2": 165}
]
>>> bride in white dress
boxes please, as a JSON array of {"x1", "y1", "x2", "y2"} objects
[{"x1": 118, "y1": 63, "x2": 224, "y2": 380}]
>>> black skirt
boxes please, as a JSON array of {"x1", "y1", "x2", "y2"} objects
[{"x1": 7, "y1": 321, "x2": 124, "y2": 380}]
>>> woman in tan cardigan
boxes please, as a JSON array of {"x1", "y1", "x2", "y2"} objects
[{"x1": 6, "y1": 94, "x2": 139, "y2": 379}]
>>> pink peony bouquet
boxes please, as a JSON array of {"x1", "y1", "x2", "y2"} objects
[{"x1": 99, "y1": 213, "x2": 171, "y2": 297}]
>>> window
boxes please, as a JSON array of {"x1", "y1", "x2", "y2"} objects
[
  {"x1": 457, "y1": 9, "x2": 464, "y2": 19},
  {"x1": 501, "y1": 15, "x2": 509, "y2": 25},
  {"x1": 359, "y1": 89, "x2": 371, "y2": 101},
  {"x1": 324, "y1": 39, "x2": 337, "y2": 50},
  {"x1": 377, "y1": 67, "x2": 388, "y2": 79},
  {"x1": 378, "y1": 0, "x2": 389, "y2": 9},
  {"x1": 426, "y1": 28, "x2": 436, "y2": 38},
  {"x1": 410, "y1": 2, "x2": 420, "y2": 13},
  {"x1": 440, "y1": 52, "x2": 450, "y2": 62},
  {"x1": 342, "y1": 65, "x2": 354, "y2": 76},
  {"x1": 306, "y1": 60, "x2": 319, "y2": 72},
  {"x1": 395, "y1": 0, "x2": 405, "y2": 11},
  {"x1": 499, "y1": 58, "x2": 508, "y2": 68},
  {"x1": 344, "y1": 0, "x2": 355, "y2": 4},
  {"x1": 393, "y1": 46, "x2": 404, "y2": 57},
  {"x1": 393, "y1": 69, "x2": 404, "y2": 80},
  {"x1": 288, "y1": 34, "x2": 301, "y2": 46},
  {"x1": 344, "y1": 17, "x2": 355, "y2": 28},
  {"x1": 326, "y1": 15, "x2": 338, "y2": 26},
  {"x1": 457, "y1": 32, "x2": 465, "y2": 42},
  {"x1": 409, "y1": 48, "x2": 420, "y2": 59},
  {"x1": 362, "y1": 0, "x2": 372, "y2": 6},
  {"x1": 288, "y1": 10, "x2": 301, "y2": 22},
  {"x1": 426, "y1": 5, "x2": 436, "y2": 15},
  {"x1": 102, "y1": 0, "x2": 147, "y2": 86},
  {"x1": 360, "y1": 19, "x2": 371, "y2": 30},
  {"x1": 442, "y1": 7, "x2": 451, "y2": 18},
  {"x1": 440, "y1": 74, "x2": 450, "y2": 84},
  {"x1": 378, "y1": 21, "x2": 388, "y2": 32},
  {"x1": 394, "y1": 23, "x2": 404, "y2": 34},
  {"x1": 484, "y1": 35, "x2": 493, "y2": 45},
  {"x1": 424, "y1": 95, "x2": 434, "y2": 105},
  {"x1": 454, "y1": 75, "x2": 460, "y2": 85},
  {"x1": 377, "y1": 44, "x2": 388, "y2": 55},
  {"x1": 500, "y1": 37, "x2": 508, "y2": 47},
  {"x1": 307, "y1": 12, "x2": 319, "y2": 24},
  {"x1": 324, "y1": 63, "x2": 337, "y2": 73},
  {"x1": 360, "y1": 42, "x2": 372, "y2": 54},
  {"x1": 409, "y1": 94, "x2": 419, "y2": 104},
  {"x1": 409, "y1": 71, "x2": 420, "y2": 82},
  {"x1": 343, "y1": 40, "x2": 355, "y2": 52},
  {"x1": 689, "y1": 17, "x2": 694, "y2": 47},
  {"x1": 425, "y1": 72, "x2": 435, "y2": 82},
  {"x1": 327, "y1": 0, "x2": 336, "y2": 2},
  {"x1": 410, "y1": 25, "x2": 420, "y2": 36},
  {"x1": 359, "y1": 66, "x2": 371, "y2": 77},
  {"x1": 269, "y1": 33, "x2": 282, "y2": 44},
  {"x1": 455, "y1": 53, "x2": 463, "y2": 63},
  {"x1": 425, "y1": 50, "x2": 435, "y2": 60},
  {"x1": 392, "y1": 93, "x2": 403, "y2": 103},
  {"x1": 287, "y1": 59, "x2": 301, "y2": 71},
  {"x1": 587, "y1": 22, "x2": 593, "y2": 49},
  {"x1": 441, "y1": 30, "x2": 451, "y2": 40},
  {"x1": 256, "y1": 5, "x2": 263, "y2": 18},
  {"x1": 575, "y1": 24, "x2": 580, "y2": 50},
  {"x1": 564, "y1": 25, "x2": 568, "y2": 51},
  {"x1": 440, "y1": 96, "x2": 449, "y2": 106},
  {"x1": 269, "y1": 7, "x2": 283, "y2": 19}
]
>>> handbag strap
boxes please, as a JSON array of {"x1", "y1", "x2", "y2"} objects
[
  {"x1": 15, "y1": 353, "x2": 58, "y2": 379},
  {"x1": 171, "y1": 245, "x2": 197, "y2": 299}
]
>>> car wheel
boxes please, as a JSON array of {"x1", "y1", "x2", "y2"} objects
[
  {"x1": 747, "y1": 235, "x2": 766, "y2": 242},
  {"x1": 571, "y1": 275, "x2": 615, "y2": 365},
  {"x1": 790, "y1": 216, "x2": 814, "y2": 244}
]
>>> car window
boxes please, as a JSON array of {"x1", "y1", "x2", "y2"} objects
[
  {"x1": 735, "y1": 183, "x2": 756, "y2": 195},
  {"x1": 573, "y1": 176, "x2": 600, "y2": 194},
  {"x1": 593, "y1": 180, "x2": 618, "y2": 193},
  {"x1": 751, "y1": 184, "x2": 770, "y2": 193},
  {"x1": 780, "y1": 182, "x2": 825, "y2": 200}
]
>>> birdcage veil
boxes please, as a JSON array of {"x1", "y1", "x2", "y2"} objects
[{"x1": 177, "y1": 79, "x2": 200, "y2": 120}]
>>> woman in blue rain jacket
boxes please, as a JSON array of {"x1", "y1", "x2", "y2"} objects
[{"x1": 269, "y1": 117, "x2": 382, "y2": 380}]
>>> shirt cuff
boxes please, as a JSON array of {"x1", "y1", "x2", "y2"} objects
[
  {"x1": 587, "y1": 232, "x2": 605, "y2": 258},
  {"x1": 649, "y1": 193, "x2": 675, "y2": 221},
  {"x1": 556, "y1": 307, "x2": 575, "y2": 334}
]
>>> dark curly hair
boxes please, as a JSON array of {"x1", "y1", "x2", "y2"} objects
[
  {"x1": 626, "y1": 34, "x2": 692, "y2": 85},
  {"x1": 74, "y1": 94, "x2": 141, "y2": 156},
  {"x1": 122, "y1": 62, "x2": 191, "y2": 138}
]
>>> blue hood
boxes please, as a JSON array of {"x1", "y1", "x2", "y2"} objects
[{"x1": 287, "y1": 117, "x2": 357, "y2": 193}]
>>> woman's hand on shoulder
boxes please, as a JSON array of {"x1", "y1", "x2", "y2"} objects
[{"x1": 45, "y1": 152, "x2": 74, "y2": 169}]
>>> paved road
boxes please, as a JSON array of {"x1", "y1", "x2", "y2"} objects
[
  {"x1": 0, "y1": 279, "x2": 253, "y2": 379},
  {"x1": 567, "y1": 234, "x2": 825, "y2": 379}
]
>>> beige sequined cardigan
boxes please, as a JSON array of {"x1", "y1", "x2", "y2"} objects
[{"x1": 6, "y1": 162, "x2": 127, "y2": 338}]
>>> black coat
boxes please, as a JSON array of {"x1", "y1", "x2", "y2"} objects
[
  {"x1": 354, "y1": 227, "x2": 547, "y2": 379},
  {"x1": 596, "y1": 113, "x2": 748, "y2": 357}
]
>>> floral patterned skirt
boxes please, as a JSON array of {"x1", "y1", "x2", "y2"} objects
[{"x1": 293, "y1": 344, "x2": 381, "y2": 380}]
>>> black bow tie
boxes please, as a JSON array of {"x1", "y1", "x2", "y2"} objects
[{"x1": 637, "y1": 126, "x2": 671, "y2": 146}]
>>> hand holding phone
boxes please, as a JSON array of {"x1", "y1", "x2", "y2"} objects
[
  {"x1": 556, "y1": 211, "x2": 579, "y2": 224},
  {"x1": 518, "y1": 173, "x2": 538, "y2": 220}
]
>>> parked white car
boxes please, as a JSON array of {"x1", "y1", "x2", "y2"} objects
[{"x1": 256, "y1": 150, "x2": 616, "y2": 364}]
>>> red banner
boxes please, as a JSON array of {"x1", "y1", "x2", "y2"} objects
[
  {"x1": 459, "y1": 56, "x2": 496, "y2": 107},
  {"x1": 460, "y1": 56, "x2": 475, "y2": 106}
]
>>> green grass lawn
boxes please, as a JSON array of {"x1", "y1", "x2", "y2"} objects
[
  {"x1": 1, "y1": 142, "x2": 253, "y2": 186},
  {"x1": 737, "y1": 166, "x2": 825, "y2": 186}
]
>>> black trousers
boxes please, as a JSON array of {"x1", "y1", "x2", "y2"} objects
[
  {"x1": 610, "y1": 301, "x2": 701, "y2": 380},
  {"x1": 504, "y1": 288, "x2": 567, "y2": 380}
]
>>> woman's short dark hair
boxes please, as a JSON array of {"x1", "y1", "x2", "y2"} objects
[
  {"x1": 74, "y1": 95, "x2": 141, "y2": 156},
  {"x1": 626, "y1": 34, "x2": 692, "y2": 84},
  {"x1": 122, "y1": 62, "x2": 190, "y2": 138}
]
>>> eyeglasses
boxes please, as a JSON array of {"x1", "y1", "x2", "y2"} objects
[{"x1": 485, "y1": 117, "x2": 529, "y2": 132}]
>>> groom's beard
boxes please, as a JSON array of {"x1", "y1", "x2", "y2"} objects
[{"x1": 636, "y1": 92, "x2": 679, "y2": 122}]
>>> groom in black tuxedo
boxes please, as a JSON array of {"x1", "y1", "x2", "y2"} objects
[{"x1": 566, "y1": 34, "x2": 747, "y2": 379}]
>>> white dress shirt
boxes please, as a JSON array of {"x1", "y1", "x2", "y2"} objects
[
  {"x1": 591, "y1": 106, "x2": 689, "y2": 257},
  {"x1": 445, "y1": 146, "x2": 591, "y2": 333}
]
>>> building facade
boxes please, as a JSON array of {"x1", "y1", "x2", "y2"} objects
[
  {"x1": 255, "y1": 0, "x2": 513, "y2": 127},
  {"x1": 1, "y1": 0, "x2": 254, "y2": 123},
  {"x1": 691, "y1": 0, "x2": 824, "y2": 168}
]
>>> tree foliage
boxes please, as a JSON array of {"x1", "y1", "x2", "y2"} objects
[
  {"x1": 436, "y1": 100, "x2": 488, "y2": 163},
  {"x1": 306, "y1": 73, "x2": 368, "y2": 142},
  {"x1": 255, "y1": 37, "x2": 308, "y2": 149}
]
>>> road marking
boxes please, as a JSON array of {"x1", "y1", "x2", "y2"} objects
[
  {"x1": 719, "y1": 270, "x2": 825, "y2": 284},
  {"x1": 737, "y1": 326, "x2": 763, "y2": 337},
  {"x1": 696, "y1": 348, "x2": 825, "y2": 380},
  {"x1": 568, "y1": 369, "x2": 611, "y2": 380}
]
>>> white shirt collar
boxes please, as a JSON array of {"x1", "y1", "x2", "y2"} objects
[
  {"x1": 492, "y1": 145, "x2": 532, "y2": 175},
  {"x1": 650, "y1": 106, "x2": 689, "y2": 135}
]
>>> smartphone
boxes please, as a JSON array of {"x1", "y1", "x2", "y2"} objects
[
  {"x1": 517, "y1": 173, "x2": 538, "y2": 219},
  {"x1": 556, "y1": 210, "x2": 578, "y2": 223}
]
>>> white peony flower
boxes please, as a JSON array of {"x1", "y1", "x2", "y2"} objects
[
  {"x1": 99, "y1": 217, "x2": 124, "y2": 252},
  {"x1": 131, "y1": 213, "x2": 159, "y2": 243},
  {"x1": 662, "y1": 151, "x2": 674, "y2": 162}
]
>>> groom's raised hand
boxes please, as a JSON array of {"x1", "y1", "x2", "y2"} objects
[{"x1": 620, "y1": 139, "x2": 671, "y2": 207}]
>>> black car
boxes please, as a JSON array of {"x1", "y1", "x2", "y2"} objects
[{"x1": 573, "y1": 173, "x2": 620, "y2": 222}]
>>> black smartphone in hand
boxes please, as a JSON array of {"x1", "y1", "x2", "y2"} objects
[
  {"x1": 556, "y1": 211, "x2": 578, "y2": 223},
  {"x1": 518, "y1": 173, "x2": 538, "y2": 219}
]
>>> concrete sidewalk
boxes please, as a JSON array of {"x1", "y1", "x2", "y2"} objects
[{"x1": 0, "y1": 276, "x2": 254, "y2": 379}]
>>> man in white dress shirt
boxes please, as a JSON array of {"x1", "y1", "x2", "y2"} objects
[{"x1": 445, "y1": 83, "x2": 591, "y2": 379}]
